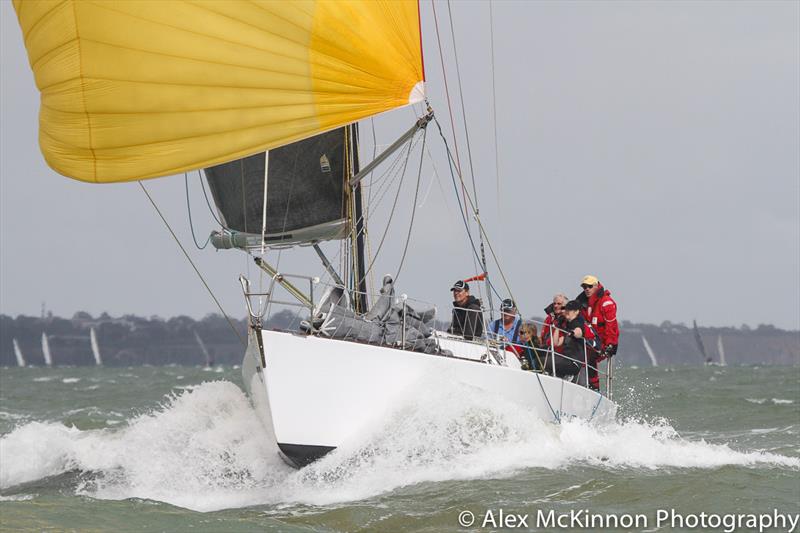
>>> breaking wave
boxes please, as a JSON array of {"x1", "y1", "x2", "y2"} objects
[{"x1": 1, "y1": 380, "x2": 797, "y2": 512}]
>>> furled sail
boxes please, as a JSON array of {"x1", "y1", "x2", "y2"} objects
[
  {"x1": 205, "y1": 129, "x2": 348, "y2": 247},
  {"x1": 13, "y1": 0, "x2": 425, "y2": 183}
]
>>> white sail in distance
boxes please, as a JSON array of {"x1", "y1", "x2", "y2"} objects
[
  {"x1": 13, "y1": 338, "x2": 26, "y2": 368},
  {"x1": 41, "y1": 332, "x2": 53, "y2": 367},
  {"x1": 641, "y1": 335, "x2": 658, "y2": 367},
  {"x1": 717, "y1": 335, "x2": 727, "y2": 366},
  {"x1": 194, "y1": 330, "x2": 212, "y2": 368},
  {"x1": 90, "y1": 327, "x2": 103, "y2": 366}
]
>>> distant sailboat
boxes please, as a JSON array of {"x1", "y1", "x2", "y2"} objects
[
  {"x1": 13, "y1": 338, "x2": 26, "y2": 368},
  {"x1": 194, "y1": 330, "x2": 213, "y2": 368},
  {"x1": 90, "y1": 327, "x2": 103, "y2": 366},
  {"x1": 641, "y1": 335, "x2": 658, "y2": 367},
  {"x1": 692, "y1": 320, "x2": 712, "y2": 365},
  {"x1": 41, "y1": 332, "x2": 53, "y2": 367},
  {"x1": 717, "y1": 334, "x2": 727, "y2": 366}
]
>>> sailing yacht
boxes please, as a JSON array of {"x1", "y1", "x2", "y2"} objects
[{"x1": 14, "y1": 0, "x2": 616, "y2": 468}]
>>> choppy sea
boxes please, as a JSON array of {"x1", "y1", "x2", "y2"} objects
[{"x1": 0, "y1": 364, "x2": 798, "y2": 532}]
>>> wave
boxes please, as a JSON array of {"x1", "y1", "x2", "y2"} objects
[{"x1": 1, "y1": 380, "x2": 797, "y2": 512}]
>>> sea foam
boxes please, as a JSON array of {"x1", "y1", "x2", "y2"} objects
[{"x1": 1, "y1": 380, "x2": 797, "y2": 512}]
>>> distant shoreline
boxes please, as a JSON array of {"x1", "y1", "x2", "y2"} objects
[{"x1": 1, "y1": 312, "x2": 798, "y2": 367}]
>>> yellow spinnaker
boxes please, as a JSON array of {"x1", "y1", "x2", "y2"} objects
[{"x1": 13, "y1": 0, "x2": 425, "y2": 183}]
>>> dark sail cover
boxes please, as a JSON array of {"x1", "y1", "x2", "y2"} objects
[{"x1": 204, "y1": 128, "x2": 348, "y2": 247}]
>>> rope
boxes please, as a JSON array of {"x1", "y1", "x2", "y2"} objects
[
  {"x1": 489, "y1": 1, "x2": 502, "y2": 226},
  {"x1": 432, "y1": 115, "x2": 521, "y2": 316},
  {"x1": 197, "y1": 171, "x2": 224, "y2": 228},
  {"x1": 139, "y1": 182, "x2": 246, "y2": 346},
  {"x1": 430, "y1": 1, "x2": 469, "y2": 216},
  {"x1": 359, "y1": 133, "x2": 417, "y2": 284},
  {"x1": 184, "y1": 173, "x2": 211, "y2": 250},
  {"x1": 433, "y1": 116, "x2": 502, "y2": 302},
  {"x1": 393, "y1": 127, "x2": 427, "y2": 284}
]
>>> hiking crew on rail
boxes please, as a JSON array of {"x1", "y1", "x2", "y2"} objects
[{"x1": 447, "y1": 274, "x2": 619, "y2": 391}]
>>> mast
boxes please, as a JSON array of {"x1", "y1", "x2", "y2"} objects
[
  {"x1": 349, "y1": 124, "x2": 369, "y2": 314},
  {"x1": 717, "y1": 334, "x2": 727, "y2": 366}
]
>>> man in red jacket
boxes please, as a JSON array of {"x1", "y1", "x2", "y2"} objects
[{"x1": 578, "y1": 275, "x2": 619, "y2": 359}]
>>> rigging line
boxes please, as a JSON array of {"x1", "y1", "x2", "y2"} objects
[
  {"x1": 489, "y1": 0, "x2": 502, "y2": 228},
  {"x1": 367, "y1": 117, "x2": 378, "y2": 297},
  {"x1": 433, "y1": 116, "x2": 502, "y2": 301},
  {"x1": 446, "y1": 0, "x2": 480, "y2": 205},
  {"x1": 358, "y1": 133, "x2": 416, "y2": 286},
  {"x1": 393, "y1": 127, "x2": 427, "y2": 284},
  {"x1": 447, "y1": 0, "x2": 494, "y2": 316},
  {"x1": 184, "y1": 173, "x2": 211, "y2": 250},
  {"x1": 430, "y1": 0, "x2": 467, "y2": 207},
  {"x1": 197, "y1": 170, "x2": 224, "y2": 228},
  {"x1": 433, "y1": 115, "x2": 519, "y2": 315},
  {"x1": 351, "y1": 133, "x2": 421, "y2": 243},
  {"x1": 138, "y1": 182, "x2": 245, "y2": 346}
]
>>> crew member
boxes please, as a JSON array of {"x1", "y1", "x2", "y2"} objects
[
  {"x1": 577, "y1": 275, "x2": 619, "y2": 359},
  {"x1": 447, "y1": 280, "x2": 484, "y2": 340},
  {"x1": 489, "y1": 299, "x2": 523, "y2": 343},
  {"x1": 541, "y1": 293, "x2": 568, "y2": 348},
  {"x1": 552, "y1": 300, "x2": 596, "y2": 383}
]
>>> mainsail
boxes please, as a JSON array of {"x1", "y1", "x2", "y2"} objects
[
  {"x1": 692, "y1": 319, "x2": 711, "y2": 364},
  {"x1": 641, "y1": 335, "x2": 658, "y2": 367},
  {"x1": 717, "y1": 334, "x2": 727, "y2": 366},
  {"x1": 41, "y1": 332, "x2": 53, "y2": 367},
  {"x1": 13, "y1": 0, "x2": 425, "y2": 183},
  {"x1": 13, "y1": 339, "x2": 26, "y2": 368},
  {"x1": 90, "y1": 327, "x2": 103, "y2": 366},
  {"x1": 205, "y1": 129, "x2": 348, "y2": 248}
]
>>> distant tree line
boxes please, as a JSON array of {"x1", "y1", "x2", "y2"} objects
[{"x1": 0, "y1": 312, "x2": 797, "y2": 367}]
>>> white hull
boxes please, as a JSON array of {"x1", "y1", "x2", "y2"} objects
[{"x1": 242, "y1": 328, "x2": 616, "y2": 467}]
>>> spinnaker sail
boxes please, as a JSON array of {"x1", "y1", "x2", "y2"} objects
[{"x1": 13, "y1": 0, "x2": 425, "y2": 183}]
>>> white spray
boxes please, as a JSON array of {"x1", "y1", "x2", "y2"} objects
[{"x1": 1, "y1": 380, "x2": 797, "y2": 513}]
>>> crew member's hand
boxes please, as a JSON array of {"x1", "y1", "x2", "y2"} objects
[
  {"x1": 573, "y1": 327, "x2": 583, "y2": 339},
  {"x1": 603, "y1": 344, "x2": 618, "y2": 357}
]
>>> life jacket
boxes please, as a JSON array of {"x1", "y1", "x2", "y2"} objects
[
  {"x1": 490, "y1": 317, "x2": 521, "y2": 344},
  {"x1": 579, "y1": 284, "x2": 619, "y2": 347}
]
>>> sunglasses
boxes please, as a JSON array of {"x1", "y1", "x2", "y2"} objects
[
  {"x1": 452, "y1": 289, "x2": 465, "y2": 294},
  {"x1": 581, "y1": 284, "x2": 595, "y2": 289}
]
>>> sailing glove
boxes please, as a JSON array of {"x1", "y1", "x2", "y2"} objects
[{"x1": 603, "y1": 344, "x2": 618, "y2": 357}]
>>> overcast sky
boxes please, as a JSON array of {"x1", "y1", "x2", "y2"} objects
[{"x1": 1, "y1": 1, "x2": 798, "y2": 331}]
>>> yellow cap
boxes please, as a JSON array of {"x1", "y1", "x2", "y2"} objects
[{"x1": 581, "y1": 275, "x2": 599, "y2": 286}]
